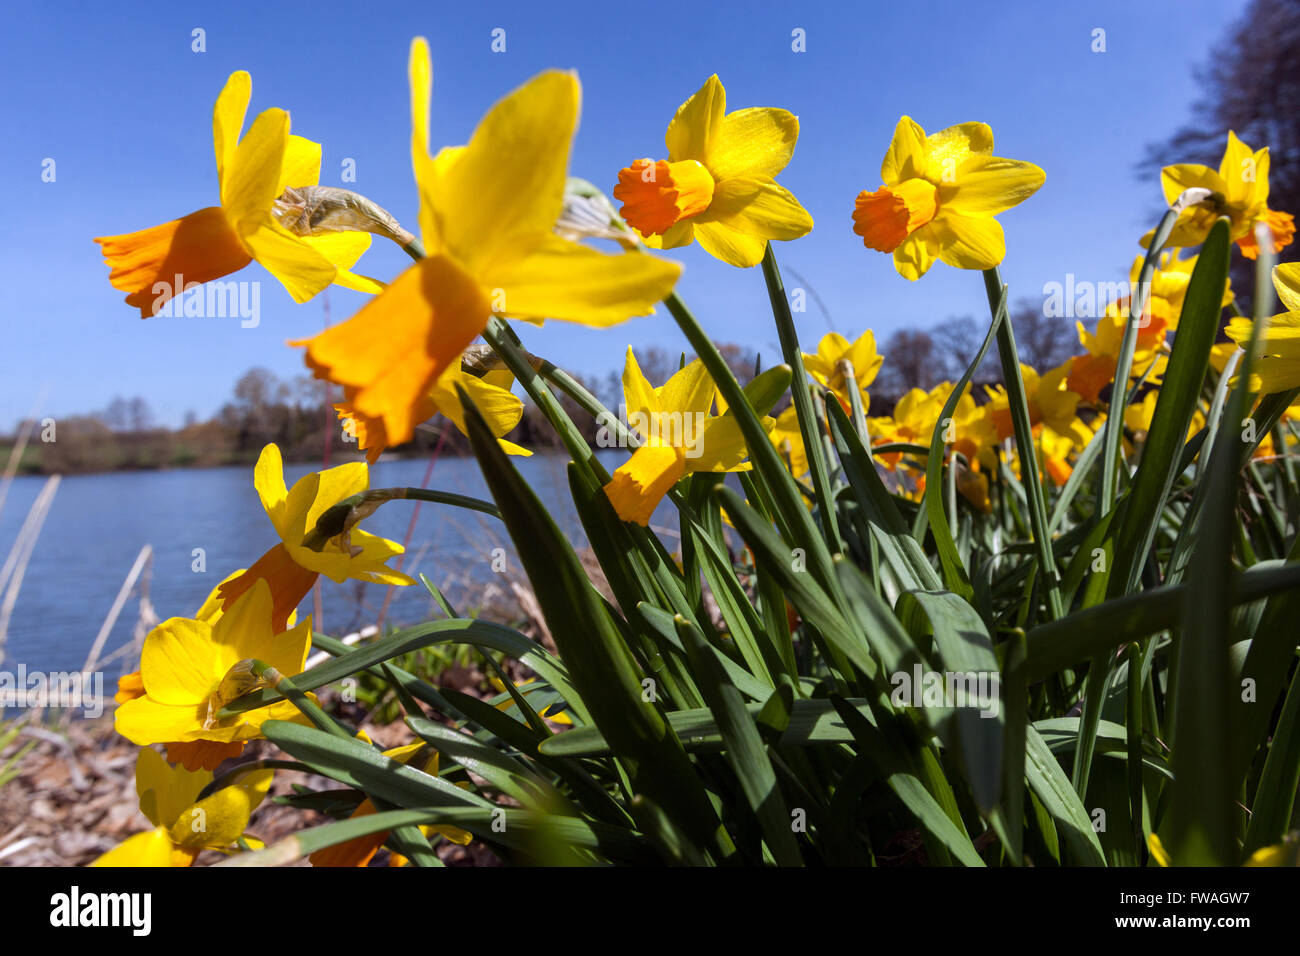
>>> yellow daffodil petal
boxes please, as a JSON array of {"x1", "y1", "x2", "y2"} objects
[
  {"x1": 223, "y1": 108, "x2": 290, "y2": 230},
  {"x1": 893, "y1": 227, "x2": 937, "y2": 280},
  {"x1": 693, "y1": 220, "x2": 769, "y2": 268},
  {"x1": 117, "y1": 697, "x2": 211, "y2": 747},
  {"x1": 254, "y1": 444, "x2": 290, "y2": 534},
  {"x1": 429, "y1": 71, "x2": 577, "y2": 274},
  {"x1": 881, "y1": 116, "x2": 928, "y2": 185},
  {"x1": 665, "y1": 74, "x2": 726, "y2": 164},
  {"x1": 604, "y1": 445, "x2": 687, "y2": 525},
  {"x1": 700, "y1": 178, "x2": 813, "y2": 240},
  {"x1": 213, "y1": 72, "x2": 252, "y2": 187},
  {"x1": 940, "y1": 155, "x2": 1045, "y2": 216},
  {"x1": 621, "y1": 347, "x2": 659, "y2": 430},
  {"x1": 924, "y1": 122, "x2": 993, "y2": 178},
  {"x1": 693, "y1": 415, "x2": 757, "y2": 472},
  {"x1": 171, "y1": 767, "x2": 273, "y2": 849},
  {"x1": 933, "y1": 211, "x2": 1006, "y2": 271},
  {"x1": 658, "y1": 359, "x2": 715, "y2": 419},
  {"x1": 277, "y1": 134, "x2": 322, "y2": 194},
  {"x1": 283, "y1": 462, "x2": 369, "y2": 552},
  {"x1": 298, "y1": 230, "x2": 372, "y2": 274},
  {"x1": 90, "y1": 827, "x2": 176, "y2": 867},
  {"x1": 487, "y1": 234, "x2": 680, "y2": 327},
  {"x1": 136, "y1": 748, "x2": 209, "y2": 829},
  {"x1": 1274, "y1": 262, "x2": 1300, "y2": 314},
  {"x1": 1160, "y1": 163, "x2": 1223, "y2": 207},
  {"x1": 431, "y1": 367, "x2": 527, "y2": 451},
  {"x1": 659, "y1": 219, "x2": 695, "y2": 249},
  {"x1": 708, "y1": 106, "x2": 798, "y2": 182},
  {"x1": 138, "y1": 617, "x2": 224, "y2": 706},
  {"x1": 240, "y1": 223, "x2": 339, "y2": 302}
]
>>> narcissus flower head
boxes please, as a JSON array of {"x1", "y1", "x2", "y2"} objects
[
  {"x1": 613, "y1": 75, "x2": 813, "y2": 267},
  {"x1": 295, "y1": 39, "x2": 681, "y2": 459},
  {"x1": 1226, "y1": 262, "x2": 1300, "y2": 394},
  {"x1": 854, "y1": 116, "x2": 1045, "y2": 280},
  {"x1": 603, "y1": 348, "x2": 772, "y2": 525},
  {"x1": 90, "y1": 748, "x2": 272, "y2": 867},
  {"x1": 802, "y1": 330, "x2": 883, "y2": 412},
  {"x1": 94, "y1": 72, "x2": 382, "y2": 317},
  {"x1": 1155, "y1": 131, "x2": 1295, "y2": 258},
  {"x1": 115, "y1": 579, "x2": 314, "y2": 753},
  {"x1": 216, "y1": 444, "x2": 414, "y2": 630}
]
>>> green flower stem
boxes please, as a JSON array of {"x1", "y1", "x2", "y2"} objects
[
  {"x1": 247, "y1": 659, "x2": 353, "y2": 741},
  {"x1": 1098, "y1": 209, "x2": 1178, "y2": 512},
  {"x1": 304, "y1": 489, "x2": 501, "y2": 551},
  {"x1": 761, "y1": 244, "x2": 843, "y2": 550},
  {"x1": 663, "y1": 288, "x2": 839, "y2": 597},
  {"x1": 982, "y1": 268, "x2": 1063, "y2": 621}
]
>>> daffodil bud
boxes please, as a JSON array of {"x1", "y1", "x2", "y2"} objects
[{"x1": 273, "y1": 185, "x2": 415, "y2": 247}]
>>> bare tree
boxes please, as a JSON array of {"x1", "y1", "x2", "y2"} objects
[{"x1": 1141, "y1": 0, "x2": 1300, "y2": 307}]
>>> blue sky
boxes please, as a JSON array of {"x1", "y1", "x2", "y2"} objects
[{"x1": 0, "y1": 0, "x2": 1246, "y2": 429}]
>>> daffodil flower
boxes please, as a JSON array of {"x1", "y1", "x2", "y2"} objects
[
  {"x1": 801, "y1": 330, "x2": 883, "y2": 413},
  {"x1": 336, "y1": 360, "x2": 530, "y2": 465},
  {"x1": 309, "y1": 740, "x2": 471, "y2": 867},
  {"x1": 1066, "y1": 301, "x2": 1170, "y2": 404},
  {"x1": 853, "y1": 116, "x2": 1045, "y2": 280},
  {"x1": 216, "y1": 444, "x2": 414, "y2": 631},
  {"x1": 1155, "y1": 131, "x2": 1295, "y2": 258},
  {"x1": 604, "y1": 348, "x2": 772, "y2": 526},
  {"x1": 1226, "y1": 262, "x2": 1300, "y2": 394},
  {"x1": 95, "y1": 72, "x2": 381, "y2": 318},
  {"x1": 115, "y1": 579, "x2": 315, "y2": 764},
  {"x1": 114, "y1": 570, "x2": 286, "y2": 770},
  {"x1": 985, "y1": 362, "x2": 1081, "y2": 442},
  {"x1": 612, "y1": 74, "x2": 813, "y2": 268},
  {"x1": 90, "y1": 748, "x2": 272, "y2": 867},
  {"x1": 295, "y1": 39, "x2": 680, "y2": 458}
]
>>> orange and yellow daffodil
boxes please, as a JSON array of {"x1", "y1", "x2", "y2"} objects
[
  {"x1": 1226, "y1": 263, "x2": 1300, "y2": 395},
  {"x1": 115, "y1": 579, "x2": 315, "y2": 767},
  {"x1": 95, "y1": 72, "x2": 381, "y2": 318},
  {"x1": 91, "y1": 748, "x2": 272, "y2": 867},
  {"x1": 295, "y1": 40, "x2": 680, "y2": 458},
  {"x1": 216, "y1": 444, "x2": 413, "y2": 631},
  {"x1": 853, "y1": 116, "x2": 1044, "y2": 280},
  {"x1": 604, "y1": 348, "x2": 771, "y2": 525},
  {"x1": 1155, "y1": 131, "x2": 1295, "y2": 259},
  {"x1": 613, "y1": 75, "x2": 813, "y2": 267}
]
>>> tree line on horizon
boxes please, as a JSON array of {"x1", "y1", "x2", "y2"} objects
[{"x1": 4, "y1": 307, "x2": 1077, "y2": 475}]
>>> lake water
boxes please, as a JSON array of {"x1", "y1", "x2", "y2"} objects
[{"x1": 0, "y1": 451, "x2": 635, "y2": 683}]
